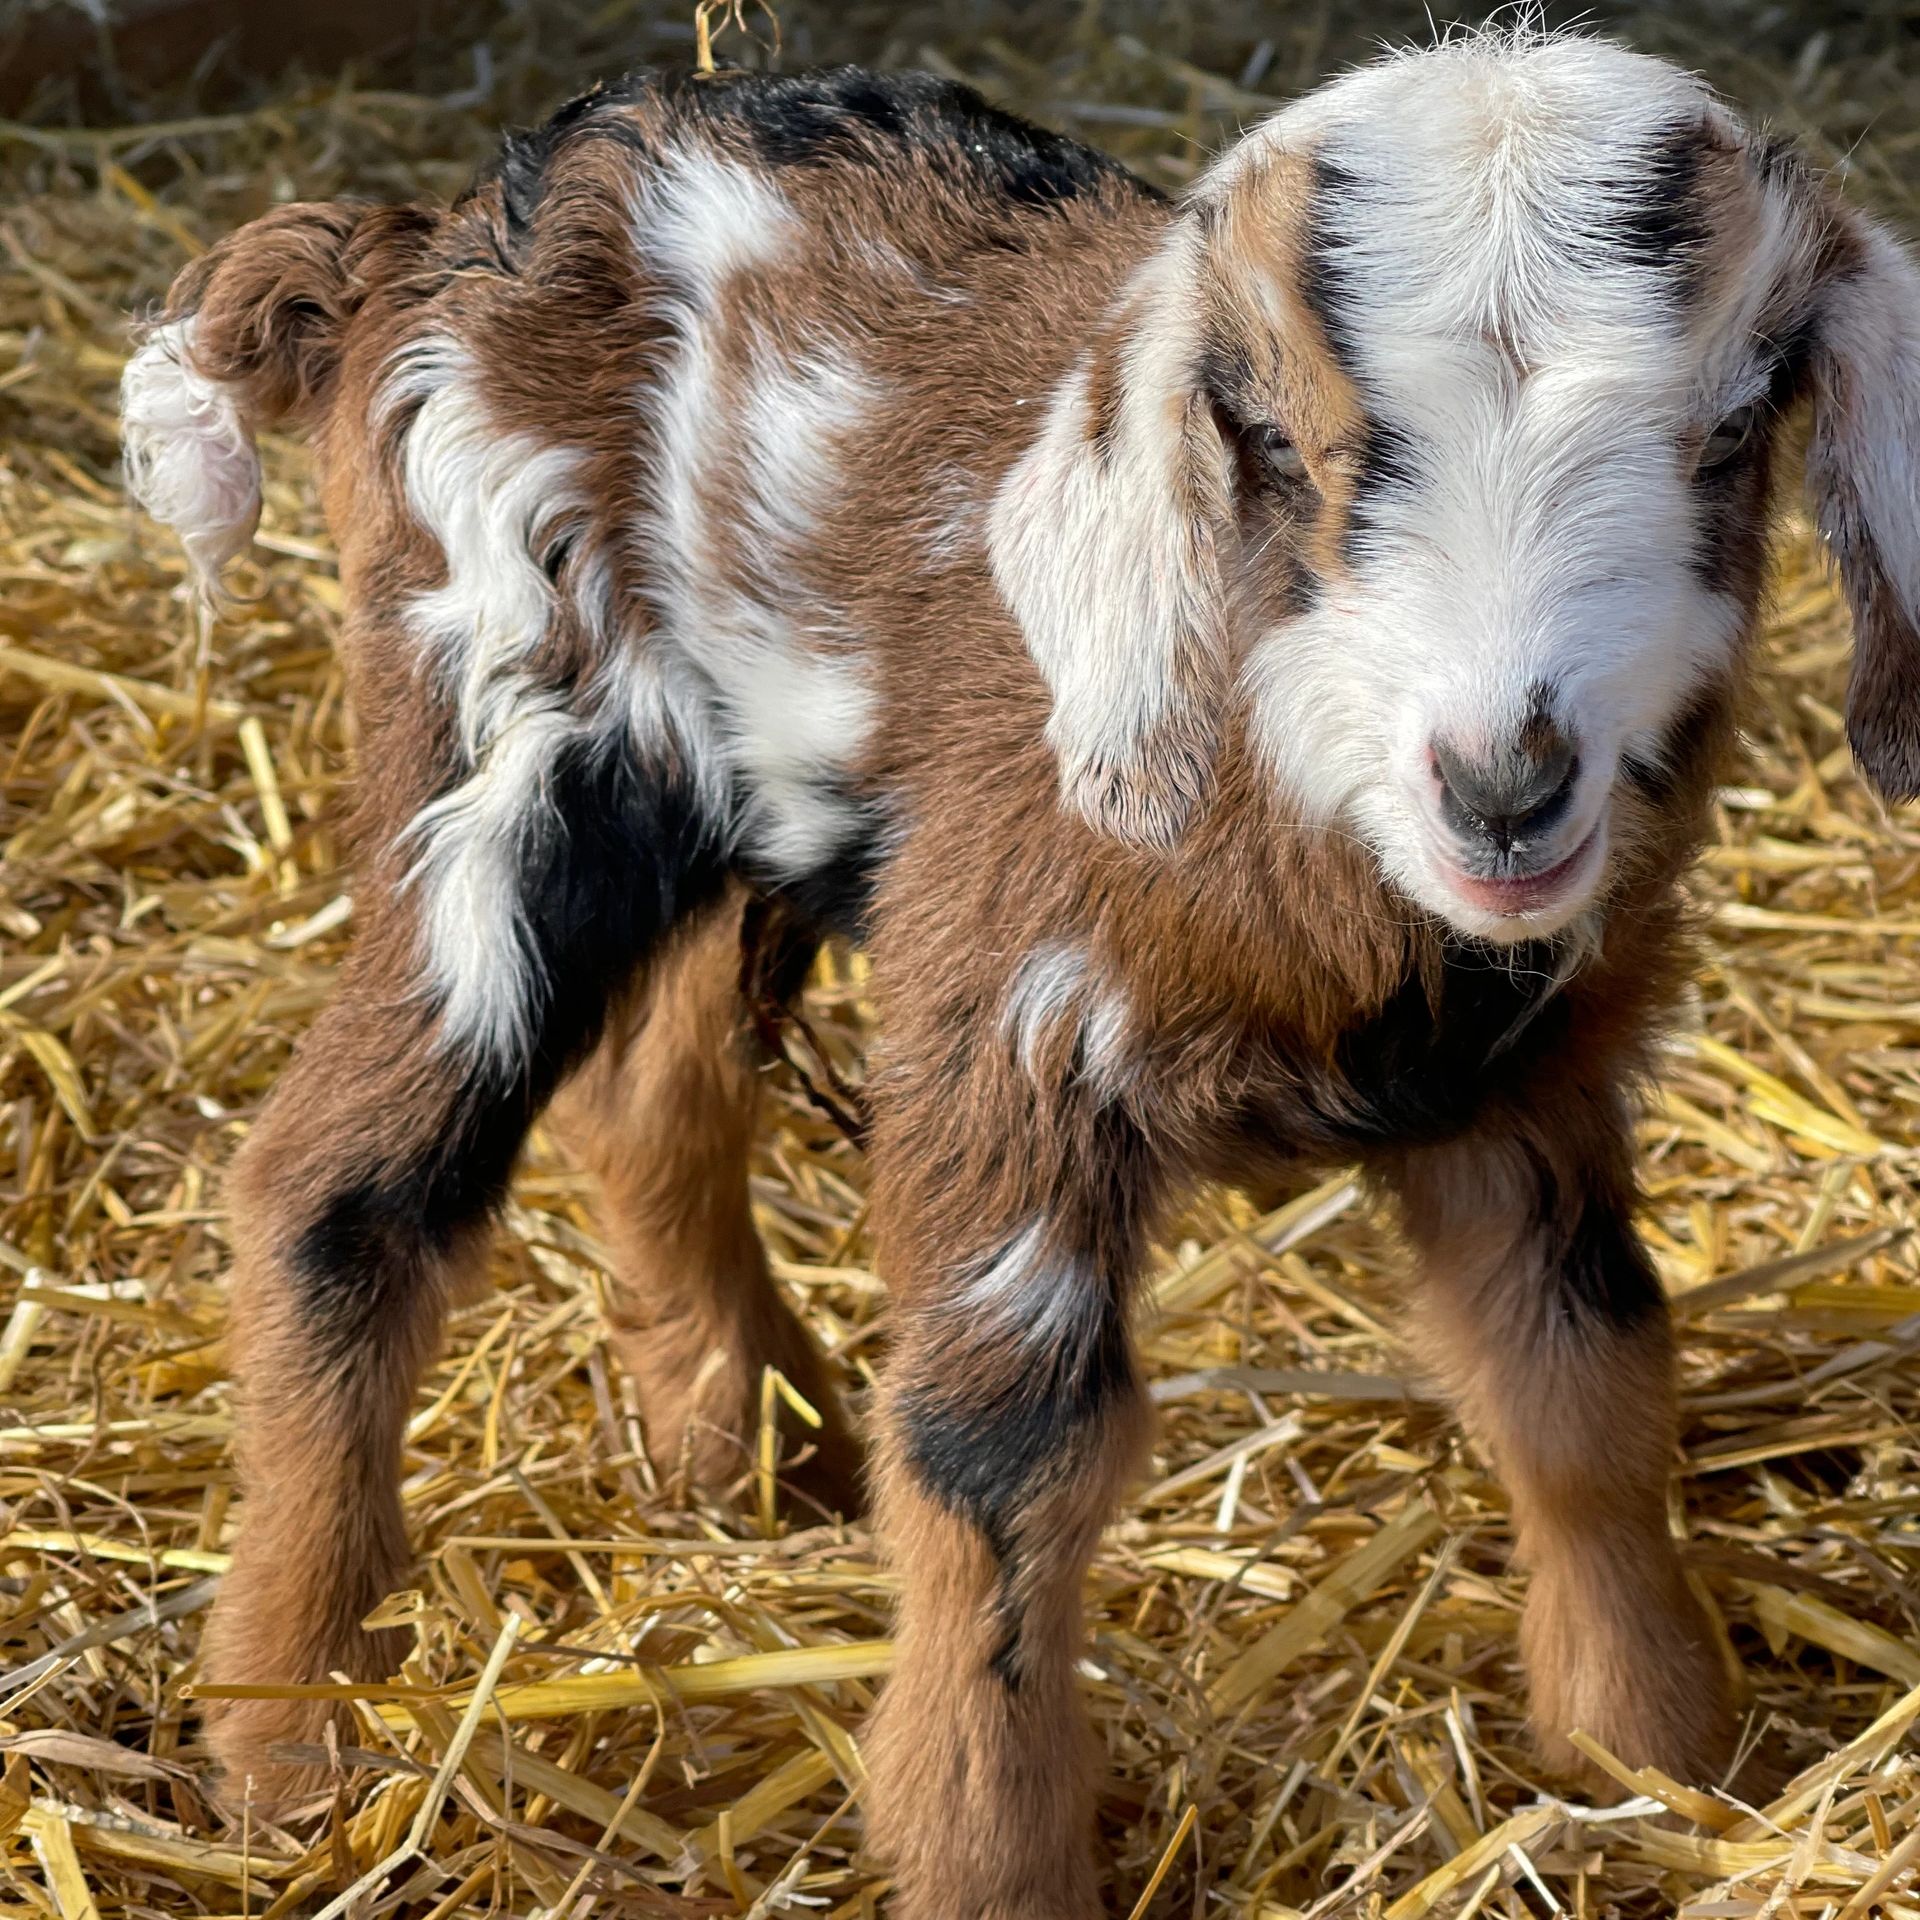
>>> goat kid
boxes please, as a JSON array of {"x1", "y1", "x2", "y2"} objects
[{"x1": 123, "y1": 31, "x2": 1920, "y2": 1917}]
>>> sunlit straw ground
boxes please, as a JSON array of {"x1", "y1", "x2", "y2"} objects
[{"x1": 3, "y1": 3, "x2": 1920, "y2": 1914}]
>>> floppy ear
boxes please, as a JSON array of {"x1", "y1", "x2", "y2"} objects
[
  {"x1": 987, "y1": 220, "x2": 1233, "y2": 849},
  {"x1": 1803, "y1": 209, "x2": 1920, "y2": 802}
]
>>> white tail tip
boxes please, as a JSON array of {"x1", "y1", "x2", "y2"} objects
[{"x1": 120, "y1": 318, "x2": 262, "y2": 592}]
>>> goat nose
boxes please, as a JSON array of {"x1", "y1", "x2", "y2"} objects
[{"x1": 1430, "y1": 727, "x2": 1579, "y2": 855}]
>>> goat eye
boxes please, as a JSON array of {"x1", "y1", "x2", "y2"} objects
[
  {"x1": 1252, "y1": 425, "x2": 1309, "y2": 483},
  {"x1": 1698, "y1": 404, "x2": 1759, "y2": 475}
]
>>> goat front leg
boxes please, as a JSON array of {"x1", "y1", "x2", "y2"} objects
[
  {"x1": 867, "y1": 1171, "x2": 1154, "y2": 1917},
  {"x1": 1377, "y1": 1096, "x2": 1734, "y2": 1785}
]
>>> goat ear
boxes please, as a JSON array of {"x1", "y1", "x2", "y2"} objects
[
  {"x1": 987, "y1": 222, "x2": 1232, "y2": 849},
  {"x1": 1804, "y1": 211, "x2": 1920, "y2": 802}
]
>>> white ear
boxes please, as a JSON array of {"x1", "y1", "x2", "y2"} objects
[
  {"x1": 1805, "y1": 213, "x2": 1920, "y2": 802},
  {"x1": 988, "y1": 222, "x2": 1232, "y2": 849}
]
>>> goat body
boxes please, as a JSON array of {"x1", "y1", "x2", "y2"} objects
[{"x1": 123, "y1": 38, "x2": 1920, "y2": 1916}]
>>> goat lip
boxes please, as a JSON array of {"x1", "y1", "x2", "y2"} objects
[{"x1": 1446, "y1": 827, "x2": 1602, "y2": 916}]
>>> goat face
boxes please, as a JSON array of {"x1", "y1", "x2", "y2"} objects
[{"x1": 991, "y1": 32, "x2": 1920, "y2": 942}]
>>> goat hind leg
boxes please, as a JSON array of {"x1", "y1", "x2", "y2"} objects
[
  {"x1": 549, "y1": 894, "x2": 862, "y2": 1517},
  {"x1": 203, "y1": 736, "x2": 725, "y2": 1803},
  {"x1": 201, "y1": 927, "x2": 523, "y2": 1807}
]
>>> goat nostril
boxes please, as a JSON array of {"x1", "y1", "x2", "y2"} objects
[{"x1": 1430, "y1": 734, "x2": 1580, "y2": 855}]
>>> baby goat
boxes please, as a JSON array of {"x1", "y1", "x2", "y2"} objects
[{"x1": 124, "y1": 29, "x2": 1920, "y2": 1916}]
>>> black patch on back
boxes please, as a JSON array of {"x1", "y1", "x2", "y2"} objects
[
  {"x1": 462, "y1": 75, "x2": 661, "y2": 252},
  {"x1": 675, "y1": 66, "x2": 1153, "y2": 211},
  {"x1": 463, "y1": 64, "x2": 1153, "y2": 267},
  {"x1": 292, "y1": 748, "x2": 727, "y2": 1363}
]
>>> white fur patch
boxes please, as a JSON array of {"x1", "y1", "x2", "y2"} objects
[
  {"x1": 951, "y1": 1217, "x2": 1106, "y2": 1351},
  {"x1": 382, "y1": 338, "x2": 593, "y2": 1068},
  {"x1": 120, "y1": 318, "x2": 262, "y2": 589},
  {"x1": 628, "y1": 154, "x2": 880, "y2": 877},
  {"x1": 391, "y1": 339, "x2": 586, "y2": 757},
  {"x1": 401, "y1": 702, "x2": 581, "y2": 1067},
  {"x1": 1003, "y1": 942, "x2": 1134, "y2": 1095},
  {"x1": 987, "y1": 223, "x2": 1228, "y2": 842}
]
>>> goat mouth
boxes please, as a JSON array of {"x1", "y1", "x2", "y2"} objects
[{"x1": 1446, "y1": 825, "x2": 1603, "y2": 917}]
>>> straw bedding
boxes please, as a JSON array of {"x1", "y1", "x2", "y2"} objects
[{"x1": 2, "y1": 3, "x2": 1918, "y2": 1913}]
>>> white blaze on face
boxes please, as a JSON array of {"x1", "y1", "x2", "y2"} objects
[{"x1": 1225, "y1": 32, "x2": 1767, "y2": 939}]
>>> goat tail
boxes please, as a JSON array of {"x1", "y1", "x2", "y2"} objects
[{"x1": 121, "y1": 200, "x2": 406, "y2": 590}]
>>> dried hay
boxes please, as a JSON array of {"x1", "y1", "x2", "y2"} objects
[{"x1": 2, "y1": 3, "x2": 1919, "y2": 1915}]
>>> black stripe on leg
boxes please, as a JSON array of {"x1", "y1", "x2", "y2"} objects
[
  {"x1": 1529, "y1": 1161, "x2": 1664, "y2": 1332},
  {"x1": 902, "y1": 1259, "x2": 1134, "y2": 1691},
  {"x1": 904, "y1": 1308, "x2": 1133, "y2": 1546}
]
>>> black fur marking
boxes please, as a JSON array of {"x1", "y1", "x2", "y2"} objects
[
  {"x1": 756, "y1": 790, "x2": 893, "y2": 944},
  {"x1": 676, "y1": 66, "x2": 1153, "y2": 211},
  {"x1": 1306, "y1": 939, "x2": 1574, "y2": 1148},
  {"x1": 1352, "y1": 418, "x2": 1418, "y2": 495},
  {"x1": 904, "y1": 1288, "x2": 1132, "y2": 1543},
  {"x1": 1752, "y1": 131, "x2": 1802, "y2": 187},
  {"x1": 1299, "y1": 158, "x2": 1422, "y2": 563},
  {"x1": 1689, "y1": 424, "x2": 1774, "y2": 597},
  {"x1": 1621, "y1": 692, "x2": 1724, "y2": 810},
  {"x1": 463, "y1": 76, "x2": 660, "y2": 254},
  {"x1": 1345, "y1": 417, "x2": 1420, "y2": 553},
  {"x1": 988, "y1": 1617, "x2": 1027, "y2": 1691},
  {"x1": 294, "y1": 748, "x2": 727, "y2": 1362},
  {"x1": 1531, "y1": 1163, "x2": 1665, "y2": 1330},
  {"x1": 903, "y1": 1109, "x2": 1152, "y2": 1689},
  {"x1": 1199, "y1": 339, "x2": 1259, "y2": 415},
  {"x1": 515, "y1": 743, "x2": 730, "y2": 1077},
  {"x1": 1689, "y1": 312, "x2": 1822, "y2": 596},
  {"x1": 464, "y1": 64, "x2": 1152, "y2": 272},
  {"x1": 1611, "y1": 125, "x2": 1710, "y2": 307},
  {"x1": 1300, "y1": 156, "x2": 1365, "y2": 377},
  {"x1": 292, "y1": 1086, "x2": 525, "y2": 1369}
]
